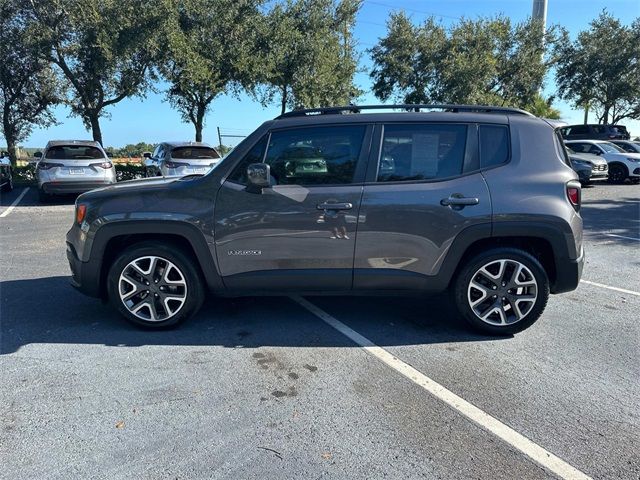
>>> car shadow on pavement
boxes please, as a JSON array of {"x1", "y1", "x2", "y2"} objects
[
  {"x1": 581, "y1": 196, "x2": 640, "y2": 242},
  {"x1": 0, "y1": 276, "x2": 504, "y2": 355},
  {"x1": 0, "y1": 187, "x2": 77, "y2": 207}
]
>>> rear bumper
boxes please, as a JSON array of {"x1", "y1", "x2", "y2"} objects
[
  {"x1": 42, "y1": 180, "x2": 115, "y2": 194},
  {"x1": 551, "y1": 246, "x2": 585, "y2": 294},
  {"x1": 66, "y1": 241, "x2": 102, "y2": 298}
]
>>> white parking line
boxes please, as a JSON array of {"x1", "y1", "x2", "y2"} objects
[
  {"x1": 291, "y1": 295, "x2": 592, "y2": 480},
  {"x1": 0, "y1": 187, "x2": 29, "y2": 218},
  {"x1": 602, "y1": 233, "x2": 640, "y2": 241},
  {"x1": 580, "y1": 280, "x2": 640, "y2": 297}
]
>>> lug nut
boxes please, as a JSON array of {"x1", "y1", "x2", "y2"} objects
[{"x1": 492, "y1": 286, "x2": 497, "y2": 290}]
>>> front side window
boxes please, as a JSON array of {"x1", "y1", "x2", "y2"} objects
[
  {"x1": 377, "y1": 124, "x2": 467, "y2": 182},
  {"x1": 45, "y1": 145, "x2": 105, "y2": 160},
  {"x1": 264, "y1": 125, "x2": 366, "y2": 185},
  {"x1": 228, "y1": 136, "x2": 268, "y2": 184},
  {"x1": 600, "y1": 142, "x2": 623, "y2": 153}
]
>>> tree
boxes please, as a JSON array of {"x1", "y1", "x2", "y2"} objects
[
  {"x1": 258, "y1": 0, "x2": 362, "y2": 114},
  {"x1": 0, "y1": 0, "x2": 60, "y2": 165},
  {"x1": 370, "y1": 13, "x2": 559, "y2": 111},
  {"x1": 161, "y1": 0, "x2": 264, "y2": 142},
  {"x1": 27, "y1": 0, "x2": 168, "y2": 145},
  {"x1": 555, "y1": 12, "x2": 640, "y2": 124}
]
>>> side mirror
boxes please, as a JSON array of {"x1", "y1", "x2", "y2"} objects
[
  {"x1": 34, "y1": 151, "x2": 43, "y2": 158},
  {"x1": 143, "y1": 152, "x2": 152, "y2": 159},
  {"x1": 246, "y1": 163, "x2": 271, "y2": 193}
]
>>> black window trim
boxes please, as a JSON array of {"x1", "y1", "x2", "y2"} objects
[
  {"x1": 366, "y1": 121, "x2": 509, "y2": 186},
  {"x1": 224, "y1": 123, "x2": 373, "y2": 188}
]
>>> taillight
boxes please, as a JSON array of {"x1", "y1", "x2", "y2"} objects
[
  {"x1": 38, "y1": 162, "x2": 63, "y2": 170},
  {"x1": 93, "y1": 161, "x2": 112, "y2": 169},
  {"x1": 76, "y1": 204, "x2": 87, "y2": 224},
  {"x1": 567, "y1": 184, "x2": 581, "y2": 211},
  {"x1": 164, "y1": 161, "x2": 183, "y2": 169}
]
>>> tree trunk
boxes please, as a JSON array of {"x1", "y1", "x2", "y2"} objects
[
  {"x1": 195, "y1": 104, "x2": 205, "y2": 142},
  {"x1": 280, "y1": 85, "x2": 288, "y2": 115},
  {"x1": 89, "y1": 113, "x2": 103, "y2": 145},
  {"x1": 6, "y1": 136, "x2": 19, "y2": 168},
  {"x1": 583, "y1": 104, "x2": 589, "y2": 124}
]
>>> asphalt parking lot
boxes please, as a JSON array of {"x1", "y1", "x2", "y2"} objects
[{"x1": 1, "y1": 183, "x2": 638, "y2": 479}]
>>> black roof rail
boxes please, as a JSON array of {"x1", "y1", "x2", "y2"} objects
[{"x1": 276, "y1": 104, "x2": 535, "y2": 119}]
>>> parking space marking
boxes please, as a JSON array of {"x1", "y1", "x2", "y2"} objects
[
  {"x1": 291, "y1": 295, "x2": 592, "y2": 480},
  {"x1": 602, "y1": 233, "x2": 640, "y2": 241},
  {"x1": 580, "y1": 280, "x2": 640, "y2": 297},
  {"x1": 0, "y1": 187, "x2": 30, "y2": 218}
]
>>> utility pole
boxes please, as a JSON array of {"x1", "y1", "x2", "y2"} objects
[{"x1": 532, "y1": 0, "x2": 548, "y2": 35}]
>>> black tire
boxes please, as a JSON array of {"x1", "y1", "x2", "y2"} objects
[
  {"x1": 38, "y1": 187, "x2": 52, "y2": 203},
  {"x1": 607, "y1": 164, "x2": 628, "y2": 184},
  {"x1": 107, "y1": 241, "x2": 205, "y2": 328},
  {"x1": 629, "y1": 177, "x2": 640, "y2": 185},
  {"x1": 453, "y1": 248, "x2": 550, "y2": 335}
]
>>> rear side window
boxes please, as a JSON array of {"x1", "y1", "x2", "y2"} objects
[
  {"x1": 45, "y1": 146, "x2": 104, "y2": 160},
  {"x1": 264, "y1": 125, "x2": 366, "y2": 185},
  {"x1": 569, "y1": 125, "x2": 588, "y2": 135},
  {"x1": 479, "y1": 125, "x2": 509, "y2": 168},
  {"x1": 170, "y1": 147, "x2": 220, "y2": 160},
  {"x1": 377, "y1": 124, "x2": 467, "y2": 182}
]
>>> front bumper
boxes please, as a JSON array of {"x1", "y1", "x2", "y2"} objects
[
  {"x1": 43, "y1": 180, "x2": 115, "y2": 194},
  {"x1": 66, "y1": 241, "x2": 102, "y2": 298},
  {"x1": 551, "y1": 246, "x2": 585, "y2": 294}
]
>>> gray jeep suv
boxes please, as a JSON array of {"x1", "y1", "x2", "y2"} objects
[{"x1": 66, "y1": 105, "x2": 584, "y2": 335}]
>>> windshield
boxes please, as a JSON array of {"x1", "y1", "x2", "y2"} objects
[
  {"x1": 45, "y1": 145, "x2": 105, "y2": 160},
  {"x1": 600, "y1": 142, "x2": 624, "y2": 153},
  {"x1": 170, "y1": 147, "x2": 220, "y2": 160}
]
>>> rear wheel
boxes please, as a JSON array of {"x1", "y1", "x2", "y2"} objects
[
  {"x1": 607, "y1": 164, "x2": 628, "y2": 184},
  {"x1": 453, "y1": 248, "x2": 549, "y2": 335},
  {"x1": 107, "y1": 241, "x2": 205, "y2": 328}
]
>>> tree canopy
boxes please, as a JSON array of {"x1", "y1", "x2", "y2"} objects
[
  {"x1": 370, "y1": 13, "x2": 559, "y2": 112},
  {"x1": 0, "y1": 0, "x2": 60, "y2": 165},
  {"x1": 161, "y1": 0, "x2": 265, "y2": 142},
  {"x1": 554, "y1": 11, "x2": 640, "y2": 124},
  {"x1": 257, "y1": 0, "x2": 362, "y2": 114},
  {"x1": 27, "y1": 0, "x2": 168, "y2": 145}
]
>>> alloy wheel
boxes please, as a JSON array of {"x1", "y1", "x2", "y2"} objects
[
  {"x1": 467, "y1": 259, "x2": 538, "y2": 326},
  {"x1": 118, "y1": 256, "x2": 187, "y2": 322}
]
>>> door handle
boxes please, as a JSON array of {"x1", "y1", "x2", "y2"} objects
[
  {"x1": 317, "y1": 202, "x2": 353, "y2": 211},
  {"x1": 440, "y1": 194, "x2": 479, "y2": 207}
]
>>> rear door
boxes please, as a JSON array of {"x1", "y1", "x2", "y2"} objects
[
  {"x1": 353, "y1": 122, "x2": 493, "y2": 290},
  {"x1": 214, "y1": 124, "x2": 372, "y2": 291}
]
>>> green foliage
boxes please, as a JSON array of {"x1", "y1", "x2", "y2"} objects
[
  {"x1": 105, "y1": 142, "x2": 155, "y2": 158},
  {"x1": 216, "y1": 144, "x2": 233, "y2": 156},
  {"x1": 115, "y1": 163, "x2": 146, "y2": 182},
  {"x1": 161, "y1": 0, "x2": 264, "y2": 141},
  {"x1": 370, "y1": 13, "x2": 558, "y2": 111},
  {"x1": 12, "y1": 165, "x2": 37, "y2": 185},
  {"x1": 554, "y1": 12, "x2": 640, "y2": 124},
  {"x1": 0, "y1": 0, "x2": 61, "y2": 166},
  {"x1": 27, "y1": 0, "x2": 169, "y2": 144},
  {"x1": 257, "y1": 0, "x2": 362, "y2": 114},
  {"x1": 526, "y1": 94, "x2": 561, "y2": 119}
]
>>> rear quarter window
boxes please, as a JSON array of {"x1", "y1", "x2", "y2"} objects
[{"x1": 479, "y1": 125, "x2": 509, "y2": 168}]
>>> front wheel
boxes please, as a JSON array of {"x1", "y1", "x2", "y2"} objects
[
  {"x1": 107, "y1": 242, "x2": 205, "y2": 328},
  {"x1": 453, "y1": 248, "x2": 550, "y2": 335},
  {"x1": 607, "y1": 164, "x2": 628, "y2": 184}
]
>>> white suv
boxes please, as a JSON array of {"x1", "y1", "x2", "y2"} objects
[{"x1": 565, "y1": 139, "x2": 640, "y2": 184}]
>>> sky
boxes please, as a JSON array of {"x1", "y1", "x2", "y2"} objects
[{"x1": 13, "y1": 0, "x2": 640, "y2": 148}]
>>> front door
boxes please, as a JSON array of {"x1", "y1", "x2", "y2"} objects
[{"x1": 214, "y1": 124, "x2": 372, "y2": 291}]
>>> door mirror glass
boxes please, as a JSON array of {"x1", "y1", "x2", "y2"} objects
[
  {"x1": 246, "y1": 163, "x2": 271, "y2": 192},
  {"x1": 34, "y1": 151, "x2": 43, "y2": 158}
]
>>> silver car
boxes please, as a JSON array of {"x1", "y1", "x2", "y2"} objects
[
  {"x1": 35, "y1": 140, "x2": 116, "y2": 202},
  {"x1": 143, "y1": 142, "x2": 221, "y2": 177}
]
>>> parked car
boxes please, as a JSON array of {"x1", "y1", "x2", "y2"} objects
[
  {"x1": 35, "y1": 140, "x2": 116, "y2": 202},
  {"x1": 143, "y1": 142, "x2": 221, "y2": 177},
  {"x1": 609, "y1": 140, "x2": 640, "y2": 154},
  {"x1": 564, "y1": 139, "x2": 640, "y2": 184},
  {"x1": 0, "y1": 151, "x2": 13, "y2": 192},
  {"x1": 559, "y1": 124, "x2": 630, "y2": 141},
  {"x1": 67, "y1": 104, "x2": 584, "y2": 335},
  {"x1": 569, "y1": 157, "x2": 593, "y2": 184},
  {"x1": 565, "y1": 147, "x2": 608, "y2": 183}
]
